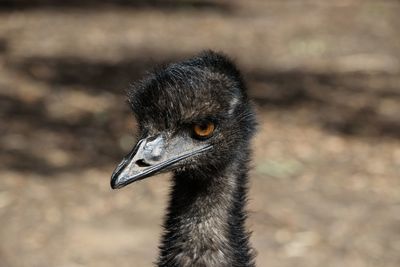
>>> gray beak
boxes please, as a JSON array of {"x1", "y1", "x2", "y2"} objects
[{"x1": 110, "y1": 134, "x2": 212, "y2": 189}]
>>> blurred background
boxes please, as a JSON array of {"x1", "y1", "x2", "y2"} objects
[{"x1": 0, "y1": 1, "x2": 399, "y2": 266}]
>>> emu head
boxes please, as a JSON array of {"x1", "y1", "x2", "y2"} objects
[{"x1": 111, "y1": 51, "x2": 256, "y2": 189}]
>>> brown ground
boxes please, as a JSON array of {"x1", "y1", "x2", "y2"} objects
[{"x1": 0, "y1": 1, "x2": 400, "y2": 267}]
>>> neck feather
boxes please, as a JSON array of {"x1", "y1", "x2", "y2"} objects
[{"x1": 157, "y1": 155, "x2": 255, "y2": 267}]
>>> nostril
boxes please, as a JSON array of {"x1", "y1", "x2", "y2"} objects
[{"x1": 136, "y1": 159, "x2": 151, "y2": 167}]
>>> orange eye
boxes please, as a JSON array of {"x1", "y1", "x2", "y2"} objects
[{"x1": 193, "y1": 122, "x2": 215, "y2": 139}]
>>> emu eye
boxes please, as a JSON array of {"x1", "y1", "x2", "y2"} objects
[{"x1": 193, "y1": 122, "x2": 215, "y2": 139}]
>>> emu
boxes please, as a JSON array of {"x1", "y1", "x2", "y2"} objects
[{"x1": 111, "y1": 51, "x2": 257, "y2": 267}]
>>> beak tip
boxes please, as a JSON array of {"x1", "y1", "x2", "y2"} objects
[
  {"x1": 110, "y1": 176, "x2": 122, "y2": 190},
  {"x1": 110, "y1": 181, "x2": 117, "y2": 190},
  {"x1": 111, "y1": 173, "x2": 133, "y2": 189}
]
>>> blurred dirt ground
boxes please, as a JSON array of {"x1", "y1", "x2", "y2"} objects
[{"x1": 0, "y1": 1, "x2": 400, "y2": 267}]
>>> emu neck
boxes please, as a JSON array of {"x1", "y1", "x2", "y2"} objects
[{"x1": 157, "y1": 158, "x2": 255, "y2": 267}]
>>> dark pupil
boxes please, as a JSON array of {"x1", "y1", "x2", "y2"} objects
[{"x1": 199, "y1": 124, "x2": 208, "y2": 131}]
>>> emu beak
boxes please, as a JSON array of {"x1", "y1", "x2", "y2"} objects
[{"x1": 110, "y1": 135, "x2": 212, "y2": 189}]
